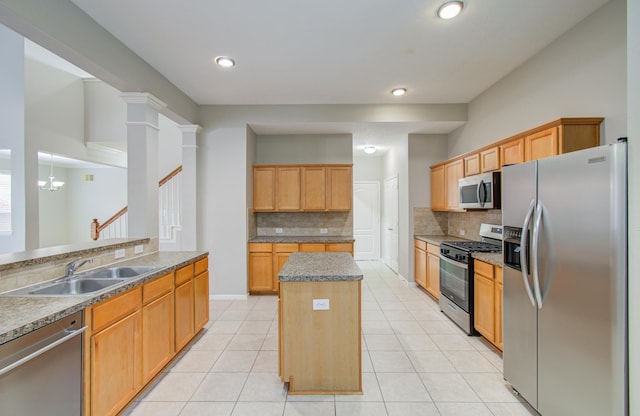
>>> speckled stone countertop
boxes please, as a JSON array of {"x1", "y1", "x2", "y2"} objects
[
  {"x1": 415, "y1": 235, "x2": 504, "y2": 267},
  {"x1": 414, "y1": 235, "x2": 468, "y2": 245},
  {"x1": 279, "y1": 252, "x2": 363, "y2": 282},
  {"x1": 472, "y1": 252, "x2": 504, "y2": 267},
  {"x1": 0, "y1": 251, "x2": 208, "y2": 345},
  {"x1": 249, "y1": 236, "x2": 354, "y2": 244}
]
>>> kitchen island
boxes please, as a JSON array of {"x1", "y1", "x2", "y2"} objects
[{"x1": 278, "y1": 252, "x2": 363, "y2": 394}]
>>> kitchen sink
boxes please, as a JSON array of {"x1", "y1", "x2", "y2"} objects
[
  {"x1": 27, "y1": 279, "x2": 120, "y2": 295},
  {"x1": 77, "y1": 265, "x2": 160, "y2": 280}
]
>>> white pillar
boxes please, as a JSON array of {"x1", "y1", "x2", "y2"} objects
[
  {"x1": 121, "y1": 93, "x2": 166, "y2": 240},
  {"x1": 178, "y1": 124, "x2": 200, "y2": 251}
]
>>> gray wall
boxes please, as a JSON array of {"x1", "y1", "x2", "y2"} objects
[{"x1": 256, "y1": 134, "x2": 352, "y2": 164}]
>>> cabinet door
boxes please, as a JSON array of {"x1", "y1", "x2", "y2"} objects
[
  {"x1": 327, "y1": 242, "x2": 353, "y2": 254},
  {"x1": 142, "y1": 292, "x2": 174, "y2": 383},
  {"x1": 500, "y1": 139, "x2": 524, "y2": 166},
  {"x1": 414, "y1": 246, "x2": 427, "y2": 290},
  {"x1": 299, "y1": 243, "x2": 326, "y2": 252},
  {"x1": 273, "y1": 253, "x2": 292, "y2": 292},
  {"x1": 525, "y1": 127, "x2": 558, "y2": 161},
  {"x1": 474, "y1": 274, "x2": 495, "y2": 342},
  {"x1": 276, "y1": 167, "x2": 301, "y2": 210},
  {"x1": 194, "y1": 270, "x2": 210, "y2": 331},
  {"x1": 445, "y1": 160, "x2": 464, "y2": 210},
  {"x1": 480, "y1": 147, "x2": 500, "y2": 172},
  {"x1": 302, "y1": 167, "x2": 326, "y2": 210},
  {"x1": 175, "y1": 280, "x2": 195, "y2": 351},
  {"x1": 249, "y1": 252, "x2": 274, "y2": 292},
  {"x1": 426, "y1": 251, "x2": 440, "y2": 300},
  {"x1": 464, "y1": 154, "x2": 480, "y2": 176},
  {"x1": 253, "y1": 167, "x2": 276, "y2": 210},
  {"x1": 430, "y1": 165, "x2": 445, "y2": 211},
  {"x1": 327, "y1": 166, "x2": 352, "y2": 211},
  {"x1": 495, "y1": 266, "x2": 503, "y2": 351},
  {"x1": 91, "y1": 311, "x2": 142, "y2": 416}
]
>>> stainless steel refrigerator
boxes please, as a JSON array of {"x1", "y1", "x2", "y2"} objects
[{"x1": 502, "y1": 141, "x2": 627, "y2": 416}]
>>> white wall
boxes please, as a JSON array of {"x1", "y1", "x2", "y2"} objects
[
  {"x1": 353, "y1": 156, "x2": 383, "y2": 182},
  {"x1": 627, "y1": 0, "x2": 639, "y2": 414},
  {"x1": 256, "y1": 134, "x2": 352, "y2": 164},
  {"x1": 38, "y1": 164, "x2": 68, "y2": 247},
  {"x1": 447, "y1": 0, "x2": 627, "y2": 156}
]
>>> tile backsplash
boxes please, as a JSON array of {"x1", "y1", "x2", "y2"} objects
[
  {"x1": 256, "y1": 211, "x2": 353, "y2": 237},
  {"x1": 414, "y1": 207, "x2": 502, "y2": 242}
]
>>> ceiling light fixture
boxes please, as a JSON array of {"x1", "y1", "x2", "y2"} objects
[
  {"x1": 38, "y1": 153, "x2": 65, "y2": 192},
  {"x1": 437, "y1": 1, "x2": 464, "y2": 19},
  {"x1": 215, "y1": 56, "x2": 235, "y2": 68},
  {"x1": 391, "y1": 88, "x2": 407, "y2": 97},
  {"x1": 363, "y1": 145, "x2": 377, "y2": 154}
]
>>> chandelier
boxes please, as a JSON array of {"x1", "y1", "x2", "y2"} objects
[{"x1": 38, "y1": 153, "x2": 65, "y2": 191}]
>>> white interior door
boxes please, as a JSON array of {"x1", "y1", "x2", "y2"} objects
[
  {"x1": 382, "y1": 176, "x2": 399, "y2": 272},
  {"x1": 353, "y1": 181, "x2": 380, "y2": 260}
]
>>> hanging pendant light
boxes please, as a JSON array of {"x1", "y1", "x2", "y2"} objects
[{"x1": 38, "y1": 153, "x2": 65, "y2": 191}]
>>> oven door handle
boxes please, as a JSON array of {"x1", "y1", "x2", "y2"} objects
[
  {"x1": 520, "y1": 200, "x2": 537, "y2": 308},
  {"x1": 439, "y1": 254, "x2": 468, "y2": 270}
]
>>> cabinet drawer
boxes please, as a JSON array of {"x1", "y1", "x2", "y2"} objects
[
  {"x1": 143, "y1": 272, "x2": 174, "y2": 304},
  {"x1": 175, "y1": 264, "x2": 194, "y2": 285},
  {"x1": 426, "y1": 243, "x2": 440, "y2": 255},
  {"x1": 495, "y1": 266, "x2": 503, "y2": 285},
  {"x1": 274, "y1": 243, "x2": 299, "y2": 253},
  {"x1": 194, "y1": 257, "x2": 208, "y2": 275},
  {"x1": 248, "y1": 243, "x2": 273, "y2": 253},
  {"x1": 415, "y1": 239, "x2": 427, "y2": 251},
  {"x1": 299, "y1": 243, "x2": 326, "y2": 252},
  {"x1": 92, "y1": 287, "x2": 142, "y2": 332},
  {"x1": 327, "y1": 243, "x2": 353, "y2": 253},
  {"x1": 474, "y1": 259, "x2": 494, "y2": 279}
]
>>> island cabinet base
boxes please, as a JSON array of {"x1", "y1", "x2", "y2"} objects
[{"x1": 279, "y1": 280, "x2": 362, "y2": 394}]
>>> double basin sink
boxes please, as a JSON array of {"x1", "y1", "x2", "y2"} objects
[{"x1": 2, "y1": 266, "x2": 162, "y2": 297}]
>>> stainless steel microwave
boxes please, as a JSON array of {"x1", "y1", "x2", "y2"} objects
[{"x1": 458, "y1": 171, "x2": 501, "y2": 209}]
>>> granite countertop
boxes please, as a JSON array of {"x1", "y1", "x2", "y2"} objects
[
  {"x1": 249, "y1": 236, "x2": 354, "y2": 244},
  {"x1": 0, "y1": 250, "x2": 208, "y2": 345},
  {"x1": 279, "y1": 252, "x2": 363, "y2": 282},
  {"x1": 414, "y1": 234, "x2": 469, "y2": 245},
  {"x1": 472, "y1": 252, "x2": 504, "y2": 267}
]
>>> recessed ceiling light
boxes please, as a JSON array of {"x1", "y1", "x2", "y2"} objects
[
  {"x1": 215, "y1": 56, "x2": 235, "y2": 68},
  {"x1": 438, "y1": 1, "x2": 464, "y2": 19},
  {"x1": 363, "y1": 145, "x2": 377, "y2": 154},
  {"x1": 391, "y1": 88, "x2": 407, "y2": 97}
]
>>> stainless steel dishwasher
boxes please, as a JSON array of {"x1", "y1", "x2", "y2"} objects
[{"x1": 0, "y1": 311, "x2": 86, "y2": 415}]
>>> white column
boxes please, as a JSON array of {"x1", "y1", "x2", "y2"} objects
[
  {"x1": 121, "y1": 93, "x2": 166, "y2": 240},
  {"x1": 178, "y1": 124, "x2": 200, "y2": 251}
]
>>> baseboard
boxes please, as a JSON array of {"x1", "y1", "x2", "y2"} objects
[{"x1": 210, "y1": 294, "x2": 248, "y2": 300}]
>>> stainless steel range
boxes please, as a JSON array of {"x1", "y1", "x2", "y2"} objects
[{"x1": 439, "y1": 223, "x2": 502, "y2": 335}]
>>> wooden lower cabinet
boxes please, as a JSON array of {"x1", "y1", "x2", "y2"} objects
[
  {"x1": 414, "y1": 240, "x2": 427, "y2": 289},
  {"x1": 473, "y1": 259, "x2": 503, "y2": 351},
  {"x1": 85, "y1": 257, "x2": 209, "y2": 416},
  {"x1": 414, "y1": 240, "x2": 440, "y2": 300}
]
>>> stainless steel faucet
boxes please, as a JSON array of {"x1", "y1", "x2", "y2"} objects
[{"x1": 65, "y1": 258, "x2": 94, "y2": 277}]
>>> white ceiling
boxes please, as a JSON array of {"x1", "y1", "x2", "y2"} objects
[{"x1": 32, "y1": 0, "x2": 611, "y2": 155}]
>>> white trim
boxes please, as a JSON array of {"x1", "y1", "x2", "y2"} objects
[
  {"x1": 120, "y1": 92, "x2": 167, "y2": 110},
  {"x1": 125, "y1": 121, "x2": 160, "y2": 131},
  {"x1": 210, "y1": 294, "x2": 249, "y2": 300},
  {"x1": 178, "y1": 124, "x2": 202, "y2": 134}
]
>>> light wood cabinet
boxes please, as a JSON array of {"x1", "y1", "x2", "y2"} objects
[
  {"x1": 142, "y1": 273, "x2": 174, "y2": 384},
  {"x1": 175, "y1": 259, "x2": 209, "y2": 353},
  {"x1": 473, "y1": 259, "x2": 502, "y2": 351},
  {"x1": 445, "y1": 159, "x2": 464, "y2": 211},
  {"x1": 464, "y1": 153, "x2": 480, "y2": 176},
  {"x1": 414, "y1": 240, "x2": 427, "y2": 290},
  {"x1": 276, "y1": 167, "x2": 301, "y2": 210},
  {"x1": 525, "y1": 127, "x2": 558, "y2": 161},
  {"x1": 175, "y1": 278, "x2": 195, "y2": 352},
  {"x1": 253, "y1": 164, "x2": 352, "y2": 212},
  {"x1": 194, "y1": 268, "x2": 210, "y2": 331},
  {"x1": 430, "y1": 165, "x2": 445, "y2": 210},
  {"x1": 426, "y1": 244, "x2": 440, "y2": 300},
  {"x1": 273, "y1": 243, "x2": 299, "y2": 292},
  {"x1": 500, "y1": 138, "x2": 525, "y2": 166},
  {"x1": 480, "y1": 147, "x2": 500, "y2": 172},
  {"x1": 327, "y1": 242, "x2": 354, "y2": 255},
  {"x1": 253, "y1": 167, "x2": 276, "y2": 211}
]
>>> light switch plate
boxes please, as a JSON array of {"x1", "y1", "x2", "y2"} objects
[
  {"x1": 134, "y1": 245, "x2": 144, "y2": 254},
  {"x1": 115, "y1": 249, "x2": 126, "y2": 259},
  {"x1": 313, "y1": 299, "x2": 330, "y2": 310}
]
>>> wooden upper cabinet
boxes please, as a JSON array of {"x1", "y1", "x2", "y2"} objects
[
  {"x1": 327, "y1": 166, "x2": 352, "y2": 211},
  {"x1": 525, "y1": 127, "x2": 558, "y2": 161},
  {"x1": 463, "y1": 154, "x2": 480, "y2": 176},
  {"x1": 430, "y1": 165, "x2": 445, "y2": 211},
  {"x1": 500, "y1": 138, "x2": 525, "y2": 166},
  {"x1": 276, "y1": 167, "x2": 301, "y2": 210},
  {"x1": 445, "y1": 159, "x2": 464, "y2": 211},
  {"x1": 480, "y1": 147, "x2": 500, "y2": 172},
  {"x1": 253, "y1": 167, "x2": 275, "y2": 211},
  {"x1": 301, "y1": 167, "x2": 326, "y2": 210}
]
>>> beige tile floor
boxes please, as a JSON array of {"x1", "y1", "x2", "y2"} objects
[{"x1": 123, "y1": 260, "x2": 538, "y2": 416}]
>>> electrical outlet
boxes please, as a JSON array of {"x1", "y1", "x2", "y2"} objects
[
  {"x1": 459, "y1": 229, "x2": 466, "y2": 236},
  {"x1": 320, "y1": 228, "x2": 328, "y2": 234},
  {"x1": 313, "y1": 299, "x2": 330, "y2": 310},
  {"x1": 115, "y1": 249, "x2": 126, "y2": 259},
  {"x1": 134, "y1": 244, "x2": 144, "y2": 254},
  {"x1": 275, "y1": 228, "x2": 283, "y2": 234}
]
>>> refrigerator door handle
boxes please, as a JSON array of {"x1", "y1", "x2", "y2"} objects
[
  {"x1": 532, "y1": 201, "x2": 544, "y2": 309},
  {"x1": 520, "y1": 199, "x2": 537, "y2": 307}
]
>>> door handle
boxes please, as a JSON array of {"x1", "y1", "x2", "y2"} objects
[
  {"x1": 532, "y1": 201, "x2": 543, "y2": 309},
  {"x1": 520, "y1": 200, "x2": 537, "y2": 307}
]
